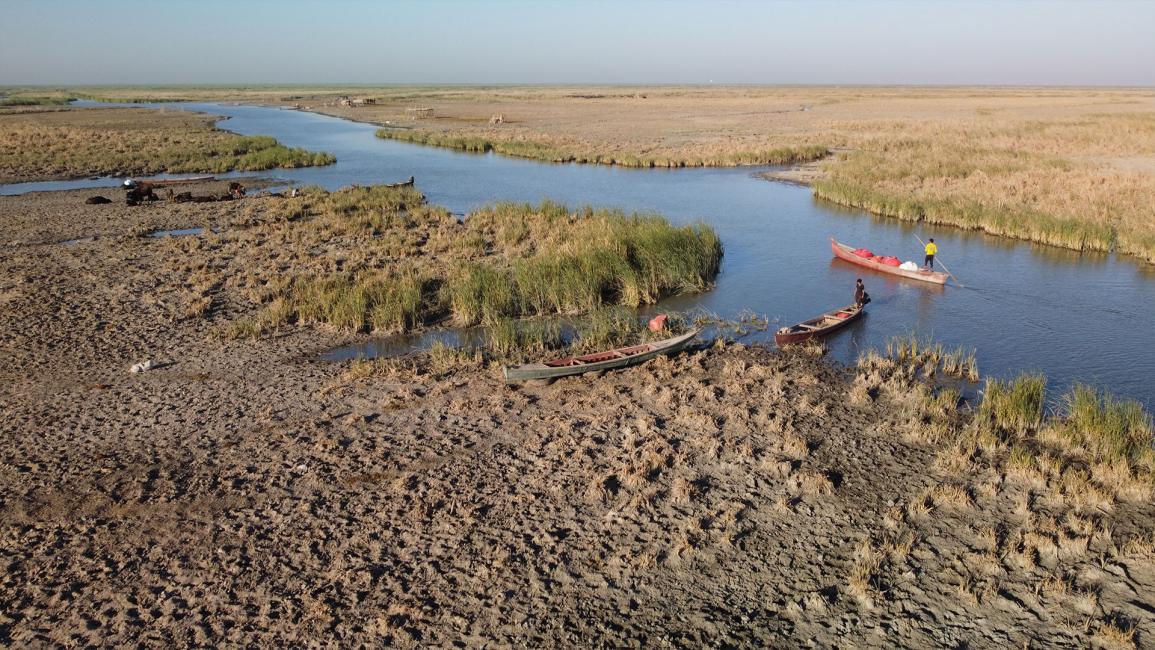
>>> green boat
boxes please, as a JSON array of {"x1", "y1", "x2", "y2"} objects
[{"x1": 503, "y1": 329, "x2": 700, "y2": 384}]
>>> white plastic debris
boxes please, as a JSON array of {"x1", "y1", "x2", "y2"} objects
[{"x1": 129, "y1": 360, "x2": 157, "y2": 373}]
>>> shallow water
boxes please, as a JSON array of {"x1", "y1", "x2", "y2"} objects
[
  {"x1": 148, "y1": 227, "x2": 206, "y2": 238},
  {"x1": 4, "y1": 101, "x2": 1153, "y2": 409}
]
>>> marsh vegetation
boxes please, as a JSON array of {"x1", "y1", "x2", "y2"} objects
[
  {"x1": 174, "y1": 184, "x2": 721, "y2": 352},
  {"x1": 0, "y1": 106, "x2": 335, "y2": 182},
  {"x1": 377, "y1": 128, "x2": 829, "y2": 168}
]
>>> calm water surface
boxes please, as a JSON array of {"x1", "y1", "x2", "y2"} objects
[{"x1": 5, "y1": 102, "x2": 1153, "y2": 409}]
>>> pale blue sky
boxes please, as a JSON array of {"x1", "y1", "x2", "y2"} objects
[{"x1": 1, "y1": 0, "x2": 1152, "y2": 85}]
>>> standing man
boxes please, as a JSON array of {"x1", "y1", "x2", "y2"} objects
[
  {"x1": 854, "y1": 278, "x2": 870, "y2": 307},
  {"x1": 924, "y1": 238, "x2": 938, "y2": 270}
]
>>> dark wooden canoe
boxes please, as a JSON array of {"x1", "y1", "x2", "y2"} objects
[
  {"x1": 774, "y1": 304, "x2": 863, "y2": 346},
  {"x1": 385, "y1": 176, "x2": 415, "y2": 189},
  {"x1": 503, "y1": 329, "x2": 699, "y2": 383},
  {"x1": 831, "y1": 237, "x2": 948, "y2": 285}
]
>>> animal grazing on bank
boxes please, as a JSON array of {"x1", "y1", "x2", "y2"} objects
[{"x1": 124, "y1": 183, "x2": 158, "y2": 206}]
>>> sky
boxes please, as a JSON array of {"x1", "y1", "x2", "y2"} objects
[{"x1": 1, "y1": 0, "x2": 1152, "y2": 86}]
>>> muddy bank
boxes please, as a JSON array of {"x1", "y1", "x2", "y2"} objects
[
  {"x1": 0, "y1": 187, "x2": 1151, "y2": 647},
  {"x1": 758, "y1": 159, "x2": 828, "y2": 187}
]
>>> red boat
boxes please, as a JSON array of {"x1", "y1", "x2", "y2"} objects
[
  {"x1": 775, "y1": 304, "x2": 864, "y2": 346},
  {"x1": 830, "y1": 237, "x2": 948, "y2": 285}
]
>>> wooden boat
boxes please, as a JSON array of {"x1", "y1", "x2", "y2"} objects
[
  {"x1": 830, "y1": 237, "x2": 948, "y2": 285},
  {"x1": 774, "y1": 304, "x2": 863, "y2": 346},
  {"x1": 385, "y1": 175, "x2": 415, "y2": 189},
  {"x1": 503, "y1": 329, "x2": 699, "y2": 383}
]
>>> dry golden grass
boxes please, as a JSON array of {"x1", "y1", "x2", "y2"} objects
[
  {"x1": 0, "y1": 106, "x2": 334, "y2": 182},
  {"x1": 1093, "y1": 617, "x2": 1138, "y2": 649},
  {"x1": 846, "y1": 538, "x2": 884, "y2": 604}
]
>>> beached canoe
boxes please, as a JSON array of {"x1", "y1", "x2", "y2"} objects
[
  {"x1": 503, "y1": 329, "x2": 699, "y2": 383},
  {"x1": 774, "y1": 304, "x2": 863, "y2": 346},
  {"x1": 830, "y1": 237, "x2": 949, "y2": 285}
]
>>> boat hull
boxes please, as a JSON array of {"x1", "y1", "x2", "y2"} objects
[
  {"x1": 503, "y1": 330, "x2": 699, "y2": 383},
  {"x1": 830, "y1": 238, "x2": 948, "y2": 285},
  {"x1": 775, "y1": 304, "x2": 863, "y2": 346}
]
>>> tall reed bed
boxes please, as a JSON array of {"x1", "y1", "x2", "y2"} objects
[
  {"x1": 976, "y1": 373, "x2": 1047, "y2": 442},
  {"x1": 1057, "y1": 384, "x2": 1153, "y2": 466},
  {"x1": 0, "y1": 95, "x2": 74, "y2": 106},
  {"x1": 811, "y1": 134, "x2": 1153, "y2": 260},
  {"x1": 814, "y1": 176, "x2": 1117, "y2": 254},
  {"x1": 446, "y1": 204, "x2": 722, "y2": 325},
  {"x1": 259, "y1": 193, "x2": 722, "y2": 335},
  {"x1": 280, "y1": 268, "x2": 431, "y2": 333},
  {"x1": 376, "y1": 128, "x2": 827, "y2": 168}
]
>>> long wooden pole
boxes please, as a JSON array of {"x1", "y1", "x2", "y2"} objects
[{"x1": 915, "y1": 235, "x2": 963, "y2": 287}]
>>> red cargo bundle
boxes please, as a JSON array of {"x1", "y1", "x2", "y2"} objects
[
  {"x1": 852, "y1": 248, "x2": 874, "y2": 258},
  {"x1": 877, "y1": 256, "x2": 901, "y2": 266}
]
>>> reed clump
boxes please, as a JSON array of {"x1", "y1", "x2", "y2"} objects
[
  {"x1": 1052, "y1": 384, "x2": 1154, "y2": 466},
  {"x1": 884, "y1": 333, "x2": 978, "y2": 381},
  {"x1": 484, "y1": 318, "x2": 566, "y2": 358},
  {"x1": 268, "y1": 268, "x2": 432, "y2": 334},
  {"x1": 240, "y1": 188, "x2": 721, "y2": 338},
  {"x1": 975, "y1": 373, "x2": 1047, "y2": 443},
  {"x1": 443, "y1": 202, "x2": 722, "y2": 326}
]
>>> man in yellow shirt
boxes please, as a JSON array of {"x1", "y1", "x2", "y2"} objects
[{"x1": 924, "y1": 238, "x2": 938, "y2": 270}]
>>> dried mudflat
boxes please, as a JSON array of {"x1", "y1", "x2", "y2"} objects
[{"x1": 1, "y1": 187, "x2": 1152, "y2": 647}]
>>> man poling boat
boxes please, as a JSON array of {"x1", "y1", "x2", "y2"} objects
[
  {"x1": 914, "y1": 235, "x2": 964, "y2": 287},
  {"x1": 924, "y1": 238, "x2": 938, "y2": 270}
]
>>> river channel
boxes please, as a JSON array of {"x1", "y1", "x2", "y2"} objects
[{"x1": 6, "y1": 102, "x2": 1153, "y2": 410}]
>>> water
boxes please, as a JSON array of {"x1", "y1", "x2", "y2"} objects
[
  {"x1": 149, "y1": 227, "x2": 206, "y2": 238},
  {"x1": 4, "y1": 101, "x2": 1153, "y2": 409}
]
